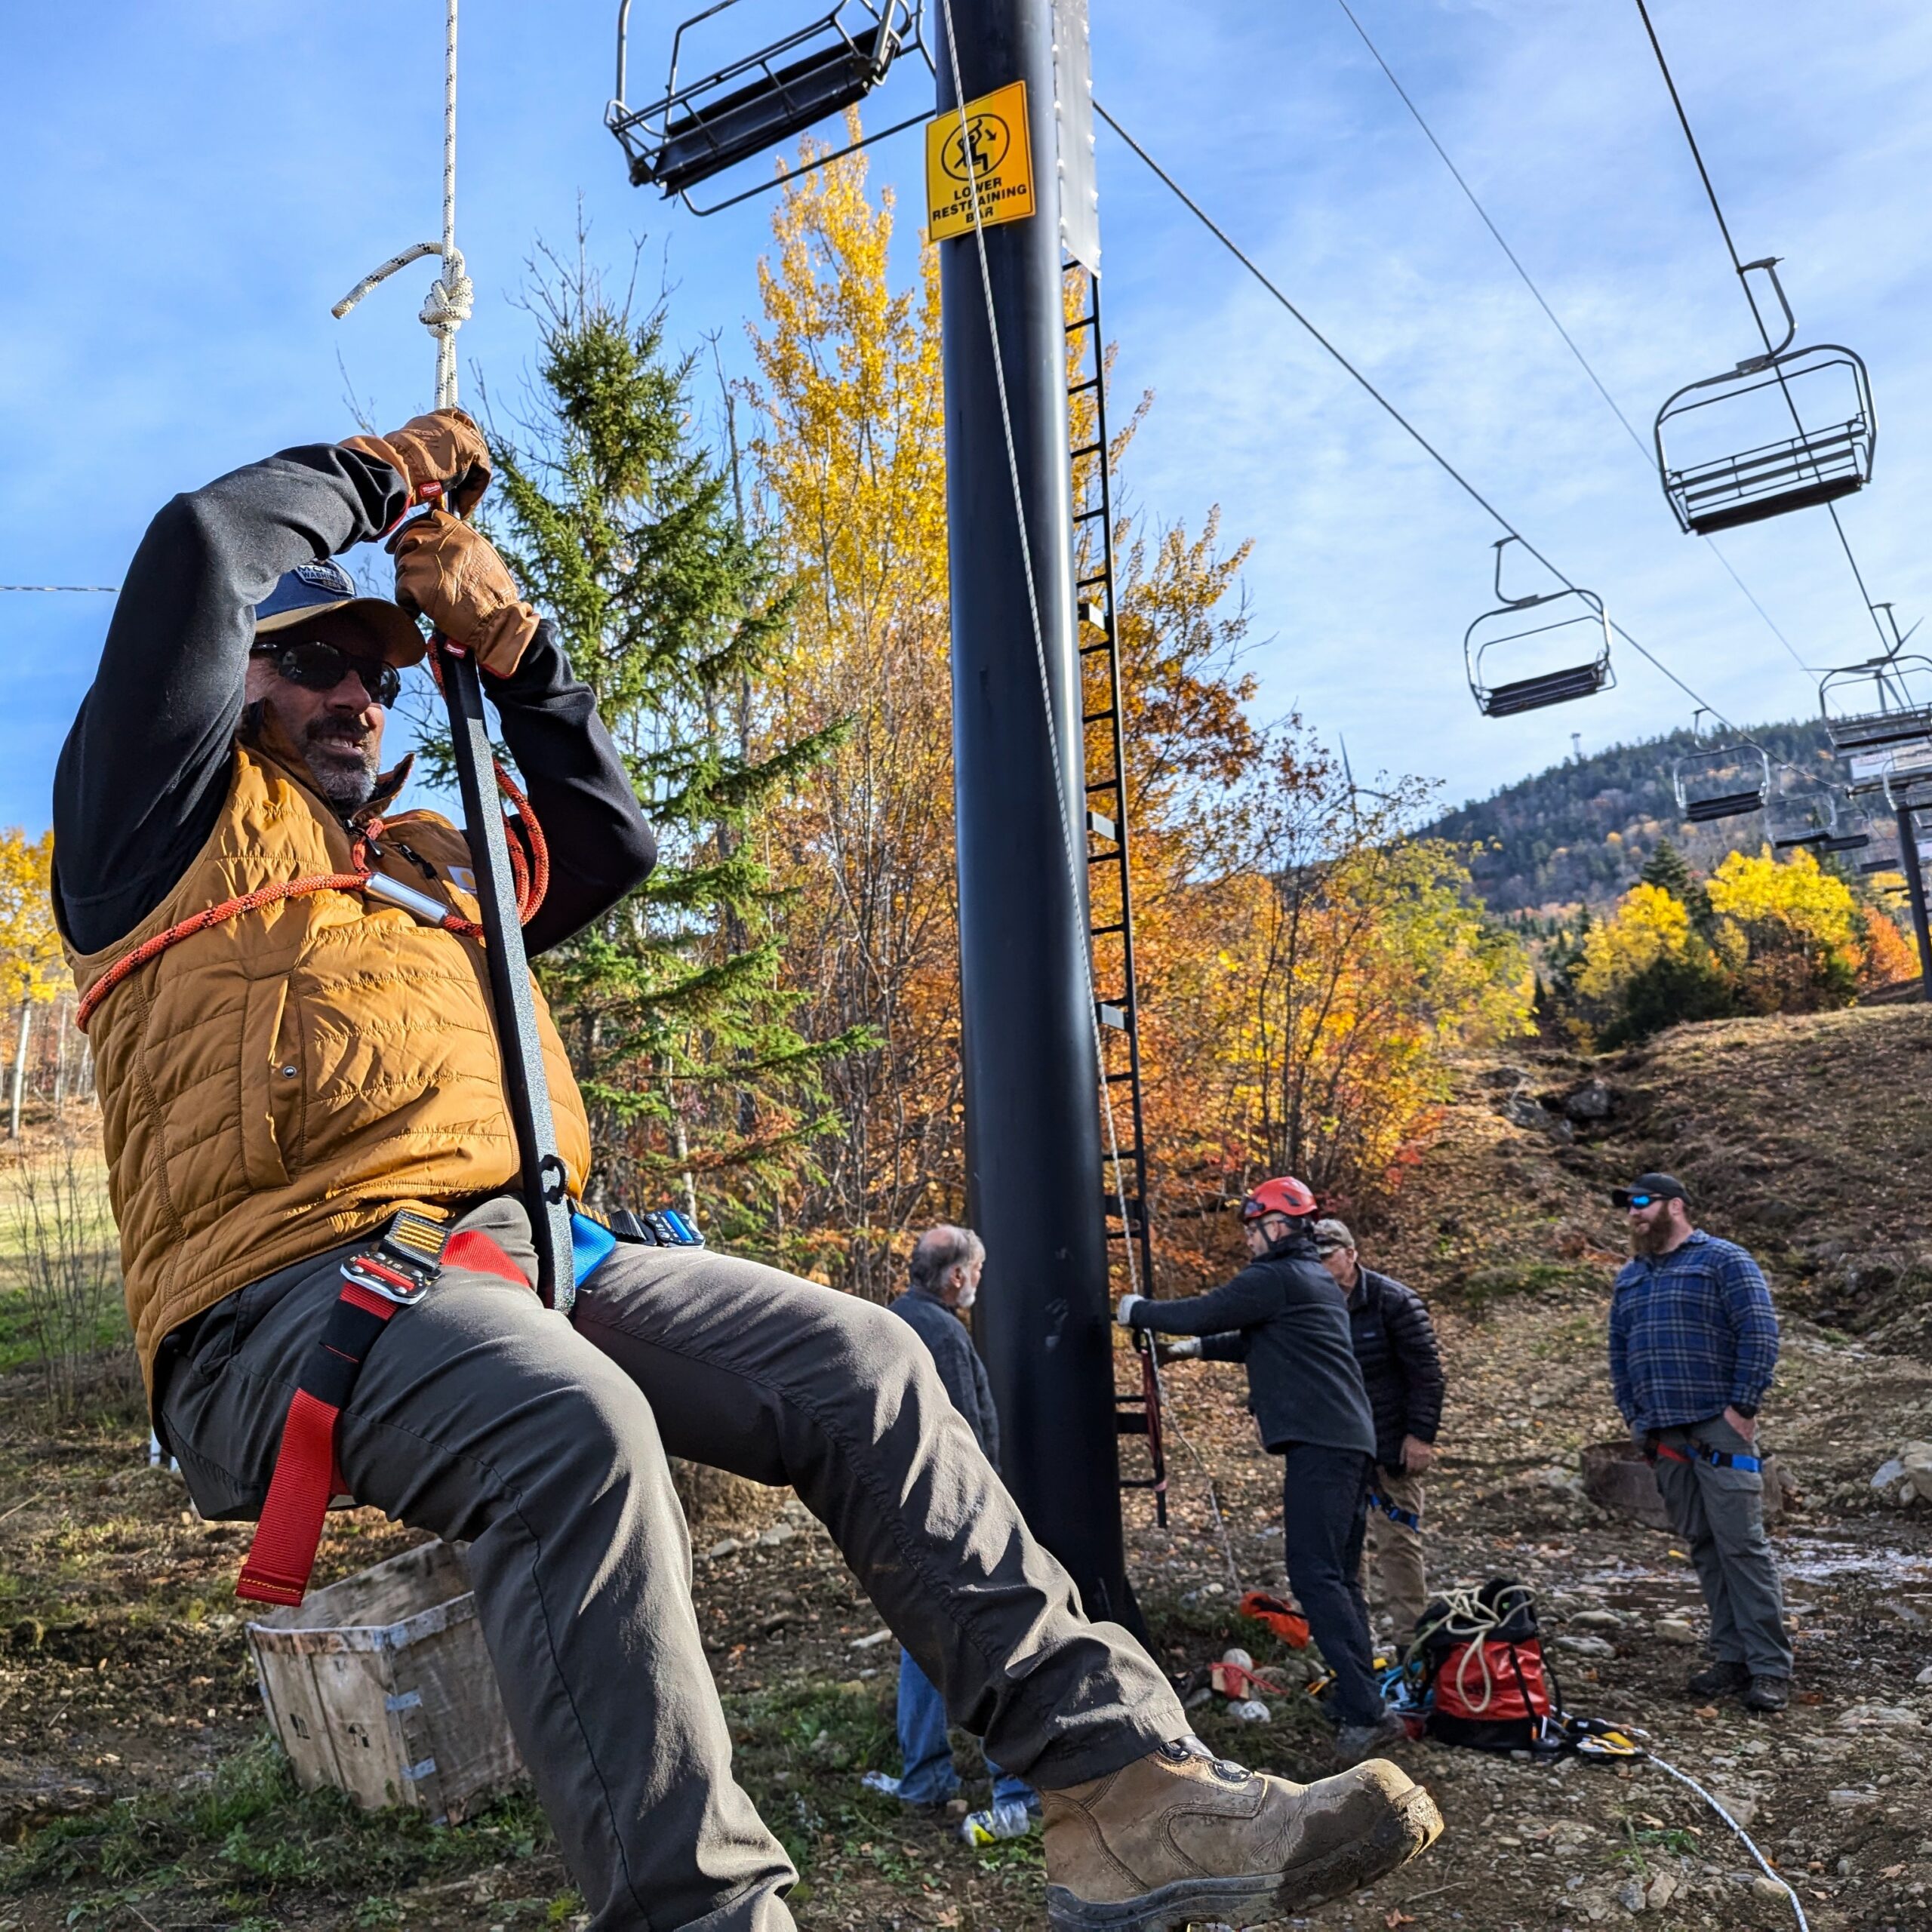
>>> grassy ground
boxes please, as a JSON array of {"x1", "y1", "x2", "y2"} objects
[{"x1": 2, "y1": 1011, "x2": 1931, "y2": 1928}]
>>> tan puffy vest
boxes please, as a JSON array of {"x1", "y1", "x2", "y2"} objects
[{"x1": 66, "y1": 743, "x2": 592, "y2": 1391}]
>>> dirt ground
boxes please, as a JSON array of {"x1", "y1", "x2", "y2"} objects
[{"x1": 2, "y1": 1008, "x2": 1930, "y2": 1930}]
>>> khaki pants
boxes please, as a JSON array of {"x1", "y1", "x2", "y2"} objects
[
  {"x1": 158, "y1": 1196, "x2": 1182, "y2": 1932},
  {"x1": 1358, "y1": 1465, "x2": 1428, "y2": 1646}
]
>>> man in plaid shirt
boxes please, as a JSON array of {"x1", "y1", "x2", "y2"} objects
[{"x1": 1607, "y1": 1173, "x2": 1791, "y2": 1711}]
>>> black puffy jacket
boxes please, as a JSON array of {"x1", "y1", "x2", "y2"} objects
[{"x1": 1346, "y1": 1266, "x2": 1444, "y2": 1471}]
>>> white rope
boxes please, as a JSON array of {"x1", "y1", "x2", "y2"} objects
[
  {"x1": 934, "y1": 0, "x2": 1140, "y2": 1303},
  {"x1": 331, "y1": 0, "x2": 471, "y2": 411},
  {"x1": 1644, "y1": 1751, "x2": 1809, "y2": 1932},
  {"x1": 0, "y1": 584, "x2": 119, "y2": 593}
]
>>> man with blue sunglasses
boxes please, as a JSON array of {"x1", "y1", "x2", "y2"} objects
[{"x1": 1607, "y1": 1174, "x2": 1790, "y2": 1712}]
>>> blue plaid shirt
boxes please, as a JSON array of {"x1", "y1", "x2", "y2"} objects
[{"x1": 1608, "y1": 1231, "x2": 1779, "y2": 1432}]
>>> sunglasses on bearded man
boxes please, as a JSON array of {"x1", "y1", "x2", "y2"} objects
[{"x1": 254, "y1": 639, "x2": 403, "y2": 709}]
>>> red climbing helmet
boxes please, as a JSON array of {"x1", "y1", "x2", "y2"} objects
[{"x1": 1239, "y1": 1176, "x2": 1318, "y2": 1223}]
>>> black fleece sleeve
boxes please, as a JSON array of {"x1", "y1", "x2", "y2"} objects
[
  {"x1": 1131, "y1": 1265, "x2": 1281, "y2": 1337},
  {"x1": 485, "y1": 622, "x2": 655, "y2": 956},
  {"x1": 1200, "y1": 1331, "x2": 1249, "y2": 1363},
  {"x1": 53, "y1": 445, "x2": 408, "y2": 955}
]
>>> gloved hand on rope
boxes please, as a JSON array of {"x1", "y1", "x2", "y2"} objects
[
  {"x1": 344, "y1": 406, "x2": 492, "y2": 515},
  {"x1": 1156, "y1": 1337, "x2": 1203, "y2": 1362},
  {"x1": 390, "y1": 512, "x2": 541, "y2": 678}
]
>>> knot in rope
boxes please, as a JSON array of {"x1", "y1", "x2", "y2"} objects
[{"x1": 419, "y1": 251, "x2": 472, "y2": 332}]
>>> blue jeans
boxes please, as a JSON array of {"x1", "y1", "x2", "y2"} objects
[{"x1": 896, "y1": 1649, "x2": 1036, "y2": 1809}]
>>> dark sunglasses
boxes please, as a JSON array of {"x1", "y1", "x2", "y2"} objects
[
  {"x1": 256, "y1": 640, "x2": 401, "y2": 708},
  {"x1": 1612, "y1": 1190, "x2": 1663, "y2": 1210}
]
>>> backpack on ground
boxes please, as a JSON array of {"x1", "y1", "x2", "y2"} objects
[{"x1": 1414, "y1": 1577, "x2": 1562, "y2": 1752}]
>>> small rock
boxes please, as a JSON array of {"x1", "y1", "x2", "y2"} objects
[
  {"x1": 1564, "y1": 1078, "x2": 1617, "y2": 1121},
  {"x1": 1826, "y1": 1788, "x2": 1879, "y2": 1807},
  {"x1": 1914, "y1": 1663, "x2": 1932, "y2": 1686},
  {"x1": 703, "y1": 1537, "x2": 741, "y2": 1560},
  {"x1": 1557, "y1": 1633, "x2": 1616, "y2": 1658},
  {"x1": 1712, "y1": 1792, "x2": 1758, "y2": 1826},
  {"x1": 1653, "y1": 1617, "x2": 1698, "y2": 1644},
  {"x1": 757, "y1": 1524, "x2": 795, "y2": 1547},
  {"x1": 1571, "y1": 1609, "x2": 1623, "y2": 1630},
  {"x1": 1616, "y1": 1876, "x2": 1646, "y2": 1913},
  {"x1": 849, "y1": 1628, "x2": 893, "y2": 1651},
  {"x1": 1749, "y1": 1875, "x2": 1792, "y2": 1903},
  {"x1": 1228, "y1": 1699, "x2": 1271, "y2": 1723},
  {"x1": 1644, "y1": 1872, "x2": 1678, "y2": 1910}
]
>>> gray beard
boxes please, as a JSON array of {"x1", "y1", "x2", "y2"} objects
[{"x1": 301, "y1": 731, "x2": 378, "y2": 811}]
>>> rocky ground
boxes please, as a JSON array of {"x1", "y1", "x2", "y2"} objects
[{"x1": 2, "y1": 1008, "x2": 1930, "y2": 1930}]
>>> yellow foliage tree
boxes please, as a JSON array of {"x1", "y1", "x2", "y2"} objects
[
  {"x1": 1706, "y1": 847, "x2": 1864, "y2": 1011},
  {"x1": 0, "y1": 829, "x2": 63, "y2": 1006},
  {"x1": 1574, "y1": 882, "x2": 1694, "y2": 1003}
]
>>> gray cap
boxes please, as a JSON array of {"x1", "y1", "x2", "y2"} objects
[{"x1": 1311, "y1": 1217, "x2": 1355, "y2": 1254}]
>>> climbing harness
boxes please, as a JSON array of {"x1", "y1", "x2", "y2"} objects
[
  {"x1": 237, "y1": 1211, "x2": 497, "y2": 1605},
  {"x1": 1367, "y1": 1487, "x2": 1421, "y2": 1533},
  {"x1": 1647, "y1": 1439, "x2": 1761, "y2": 1475}
]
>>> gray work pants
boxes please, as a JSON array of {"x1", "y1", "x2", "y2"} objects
[
  {"x1": 158, "y1": 1198, "x2": 1183, "y2": 1931},
  {"x1": 1651, "y1": 1417, "x2": 1792, "y2": 1678}
]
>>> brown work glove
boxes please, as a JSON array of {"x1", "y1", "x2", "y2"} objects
[
  {"x1": 344, "y1": 407, "x2": 491, "y2": 515},
  {"x1": 389, "y1": 512, "x2": 540, "y2": 678}
]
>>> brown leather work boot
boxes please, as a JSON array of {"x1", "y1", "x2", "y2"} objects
[{"x1": 1040, "y1": 1737, "x2": 1441, "y2": 1930}]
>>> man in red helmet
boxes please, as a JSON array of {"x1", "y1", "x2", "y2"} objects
[{"x1": 1118, "y1": 1178, "x2": 1404, "y2": 1763}]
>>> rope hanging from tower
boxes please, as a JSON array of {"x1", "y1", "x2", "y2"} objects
[{"x1": 331, "y1": 0, "x2": 472, "y2": 410}]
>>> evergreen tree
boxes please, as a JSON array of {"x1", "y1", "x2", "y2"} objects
[
  {"x1": 476, "y1": 255, "x2": 864, "y2": 1238},
  {"x1": 1638, "y1": 838, "x2": 1692, "y2": 898}
]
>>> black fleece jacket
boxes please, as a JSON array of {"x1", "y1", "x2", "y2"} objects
[
  {"x1": 1131, "y1": 1231, "x2": 1375, "y2": 1458},
  {"x1": 52, "y1": 441, "x2": 654, "y2": 955},
  {"x1": 888, "y1": 1287, "x2": 1001, "y2": 1470},
  {"x1": 1345, "y1": 1266, "x2": 1445, "y2": 1471}
]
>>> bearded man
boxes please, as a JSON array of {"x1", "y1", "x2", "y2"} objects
[
  {"x1": 53, "y1": 414, "x2": 1441, "y2": 1932},
  {"x1": 1607, "y1": 1174, "x2": 1791, "y2": 1713}
]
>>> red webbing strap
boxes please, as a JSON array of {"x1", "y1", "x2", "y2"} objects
[
  {"x1": 234, "y1": 1229, "x2": 528, "y2": 1608},
  {"x1": 236, "y1": 1279, "x2": 399, "y2": 1607}
]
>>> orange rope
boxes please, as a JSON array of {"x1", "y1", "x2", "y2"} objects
[{"x1": 76, "y1": 768, "x2": 547, "y2": 1033}]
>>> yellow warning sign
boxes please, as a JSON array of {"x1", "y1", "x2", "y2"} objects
[{"x1": 925, "y1": 81, "x2": 1035, "y2": 243}]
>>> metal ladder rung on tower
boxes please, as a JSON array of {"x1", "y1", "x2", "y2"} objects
[{"x1": 1065, "y1": 260, "x2": 1164, "y2": 1525}]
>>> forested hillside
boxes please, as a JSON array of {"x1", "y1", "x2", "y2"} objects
[{"x1": 1429, "y1": 718, "x2": 1836, "y2": 912}]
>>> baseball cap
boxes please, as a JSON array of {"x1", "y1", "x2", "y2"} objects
[
  {"x1": 253, "y1": 558, "x2": 426, "y2": 667},
  {"x1": 1311, "y1": 1217, "x2": 1356, "y2": 1254},
  {"x1": 1611, "y1": 1173, "x2": 1689, "y2": 1209}
]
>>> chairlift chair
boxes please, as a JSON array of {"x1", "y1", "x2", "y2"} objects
[
  {"x1": 1764, "y1": 780, "x2": 1840, "y2": 854},
  {"x1": 1672, "y1": 737, "x2": 1769, "y2": 824},
  {"x1": 607, "y1": 0, "x2": 914, "y2": 204},
  {"x1": 1820, "y1": 653, "x2": 1932, "y2": 755},
  {"x1": 1464, "y1": 538, "x2": 1614, "y2": 719},
  {"x1": 1654, "y1": 260, "x2": 1875, "y2": 536}
]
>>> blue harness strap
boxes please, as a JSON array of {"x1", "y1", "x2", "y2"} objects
[
  {"x1": 1369, "y1": 1488, "x2": 1422, "y2": 1532},
  {"x1": 1654, "y1": 1440, "x2": 1762, "y2": 1473},
  {"x1": 571, "y1": 1211, "x2": 619, "y2": 1287}
]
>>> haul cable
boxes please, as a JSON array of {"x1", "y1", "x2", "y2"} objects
[
  {"x1": 1094, "y1": 101, "x2": 1809, "y2": 786},
  {"x1": 1331, "y1": 0, "x2": 1816, "y2": 681}
]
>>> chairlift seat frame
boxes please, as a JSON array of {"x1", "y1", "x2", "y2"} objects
[
  {"x1": 1653, "y1": 261, "x2": 1875, "y2": 536},
  {"x1": 1820, "y1": 655, "x2": 1932, "y2": 755},
  {"x1": 1464, "y1": 540, "x2": 1614, "y2": 720},
  {"x1": 1672, "y1": 737, "x2": 1769, "y2": 825},
  {"x1": 607, "y1": 0, "x2": 912, "y2": 202}
]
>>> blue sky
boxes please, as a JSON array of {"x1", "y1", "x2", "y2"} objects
[{"x1": 3, "y1": 0, "x2": 1929, "y2": 832}]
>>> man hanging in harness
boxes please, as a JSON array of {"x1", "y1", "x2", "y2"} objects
[{"x1": 55, "y1": 417, "x2": 1441, "y2": 1932}]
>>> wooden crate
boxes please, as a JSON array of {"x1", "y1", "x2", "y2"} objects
[{"x1": 245, "y1": 1540, "x2": 522, "y2": 1822}]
